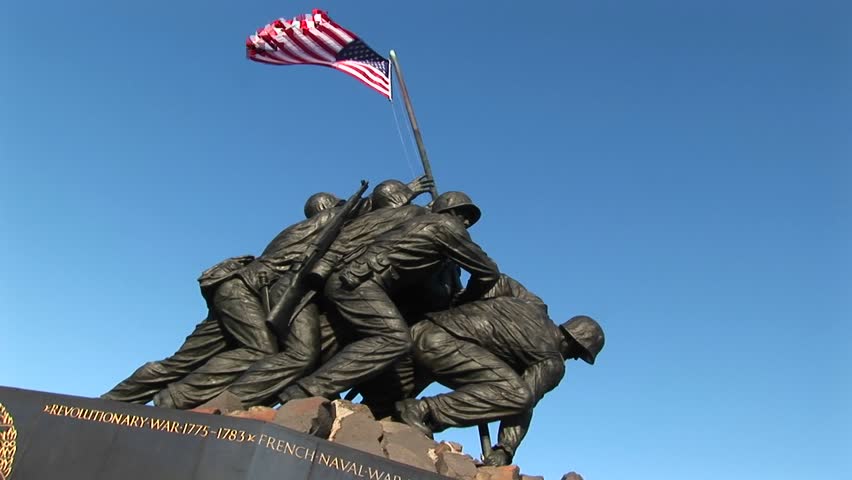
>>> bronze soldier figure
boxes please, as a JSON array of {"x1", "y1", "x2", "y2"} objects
[
  {"x1": 308, "y1": 179, "x2": 431, "y2": 286},
  {"x1": 276, "y1": 191, "x2": 500, "y2": 403},
  {"x1": 303, "y1": 192, "x2": 344, "y2": 219},
  {"x1": 395, "y1": 276, "x2": 605, "y2": 467},
  {"x1": 221, "y1": 178, "x2": 436, "y2": 407},
  {"x1": 356, "y1": 274, "x2": 543, "y2": 417},
  {"x1": 101, "y1": 192, "x2": 345, "y2": 407}
]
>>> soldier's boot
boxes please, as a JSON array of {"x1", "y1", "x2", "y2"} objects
[
  {"x1": 153, "y1": 389, "x2": 176, "y2": 409},
  {"x1": 394, "y1": 399, "x2": 433, "y2": 439},
  {"x1": 195, "y1": 391, "x2": 244, "y2": 414},
  {"x1": 277, "y1": 384, "x2": 312, "y2": 405}
]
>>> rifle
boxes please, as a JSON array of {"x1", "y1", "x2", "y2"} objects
[
  {"x1": 258, "y1": 271, "x2": 272, "y2": 313},
  {"x1": 266, "y1": 180, "x2": 370, "y2": 338}
]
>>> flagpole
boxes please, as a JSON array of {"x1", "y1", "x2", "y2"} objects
[{"x1": 389, "y1": 49, "x2": 439, "y2": 200}]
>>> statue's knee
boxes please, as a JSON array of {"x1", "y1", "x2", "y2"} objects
[
  {"x1": 516, "y1": 385, "x2": 534, "y2": 411},
  {"x1": 153, "y1": 389, "x2": 176, "y2": 408},
  {"x1": 410, "y1": 320, "x2": 438, "y2": 342},
  {"x1": 411, "y1": 322, "x2": 442, "y2": 357},
  {"x1": 385, "y1": 329, "x2": 413, "y2": 356},
  {"x1": 290, "y1": 346, "x2": 320, "y2": 366},
  {"x1": 500, "y1": 380, "x2": 534, "y2": 413}
]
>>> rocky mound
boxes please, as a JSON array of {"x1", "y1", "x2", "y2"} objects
[{"x1": 192, "y1": 396, "x2": 583, "y2": 480}]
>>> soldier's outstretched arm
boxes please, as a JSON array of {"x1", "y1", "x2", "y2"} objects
[
  {"x1": 493, "y1": 357, "x2": 565, "y2": 463},
  {"x1": 522, "y1": 358, "x2": 565, "y2": 406},
  {"x1": 435, "y1": 219, "x2": 500, "y2": 303},
  {"x1": 491, "y1": 409, "x2": 531, "y2": 465}
]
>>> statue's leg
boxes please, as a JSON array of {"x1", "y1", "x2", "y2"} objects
[
  {"x1": 411, "y1": 321, "x2": 532, "y2": 431},
  {"x1": 101, "y1": 313, "x2": 228, "y2": 404},
  {"x1": 292, "y1": 276, "x2": 412, "y2": 399},
  {"x1": 225, "y1": 302, "x2": 322, "y2": 407},
  {"x1": 318, "y1": 309, "x2": 345, "y2": 365},
  {"x1": 357, "y1": 354, "x2": 429, "y2": 419},
  {"x1": 160, "y1": 278, "x2": 277, "y2": 409}
]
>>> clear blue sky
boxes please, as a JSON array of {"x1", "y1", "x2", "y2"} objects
[{"x1": 2, "y1": 1, "x2": 850, "y2": 479}]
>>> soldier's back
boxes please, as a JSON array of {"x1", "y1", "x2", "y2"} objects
[
  {"x1": 334, "y1": 204, "x2": 427, "y2": 255},
  {"x1": 260, "y1": 207, "x2": 340, "y2": 262},
  {"x1": 337, "y1": 213, "x2": 463, "y2": 292},
  {"x1": 428, "y1": 297, "x2": 561, "y2": 369}
]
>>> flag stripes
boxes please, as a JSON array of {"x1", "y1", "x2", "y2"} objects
[{"x1": 247, "y1": 10, "x2": 392, "y2": 99}]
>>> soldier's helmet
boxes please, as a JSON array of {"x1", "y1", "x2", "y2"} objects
[
  {"x1": 431, "y1": 191, "x2": 482, "y2": 227},
  {"x1": 304, "y1": 192, "x2": 343, "y2": 218},
  {"x1": 559, "y1": 315, "x2": 605, "y2": 365},
  {"x1": 372, "y1": 180, "x2": 414, "y2": 209}
]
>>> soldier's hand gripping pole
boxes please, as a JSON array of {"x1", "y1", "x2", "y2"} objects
[{"x1": 266, "y1": 180, "x2": 370, "y2": 339}]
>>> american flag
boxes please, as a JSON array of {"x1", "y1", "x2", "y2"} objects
[{"x1": 246, "y1": 10, "x2": 392, "y2": 99}]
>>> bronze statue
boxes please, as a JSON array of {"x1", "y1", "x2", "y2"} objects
[
  {"x1": 101, "y1": 192, "x2": 344, "y2": 408},
  {"x1": 102, "y1": 177, "x2": 605, "y2": 465},
  {"x1": 275, "y1": 191, "x2": 500, "y2": 403},
  {"x1": 221, "y1": 178, "x2": 435, "y2": 408},
  {"x1": 356, "y1": 274, "x2": 542, "y2": 418},
  {"x1": 103, "y1": 177, "x2": 432, "y2": 409},
  {"x1": 394, "y1": 275, "x2": 605, "y2": 466}
]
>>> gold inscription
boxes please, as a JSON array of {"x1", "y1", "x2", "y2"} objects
[
  {"x1": 293, "y1": 445, "x2": 315, "y2": 462},
  {"x1": 41, "y1": 403, "x2": 411, "y2": 480},
  {"x1": 316, "y1": 450, "x2": 402, "y2": 480},
  {"x1": 43, "y1": 403, "x2": 208, "y2": 438}
]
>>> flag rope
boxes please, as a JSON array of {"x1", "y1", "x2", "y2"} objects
[{"x1": 390, "y1": 98, "x2": 419, "y2": 179}]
